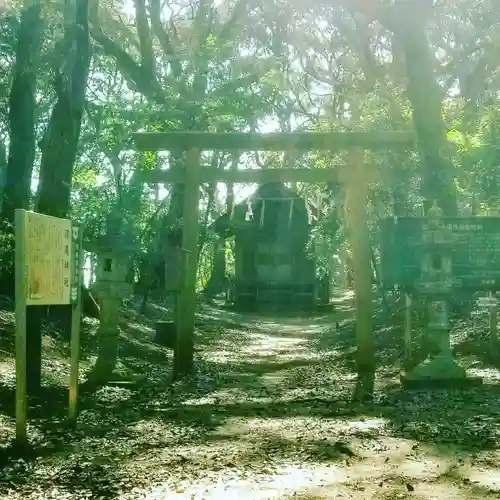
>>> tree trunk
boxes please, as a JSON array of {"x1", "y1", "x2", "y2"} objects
[
  {"x1": 0, "y1": 144, "x2": 7, "y2": 214},
  {"x1": 1, "y1": 1, "x2": 42, "y2": 225},
  {"x1": 152, "y1": 153, "x2": 186, "y2": 291},
  {"x1": 0, "y1": 2, "x2": 43, "y2": 391},
  {"x1": 352, "y1": 0, "x2": 458, "y2": 215},
  {"x1": 204, "y1": 240, "x2": 226, "y2": 295},
  {"x1": 379, "y1": 1, "x2": 458, "y2": 360},
  {"x1": 34, "y1": 0, "x2": 91, "y2": 386},
  {"x1": 204, "y1": 155, "x2": 237, "y2": 295},
  {"x1": 0, "y1": 2, "x2": 42, "y2": 300},
  {"x1": 37, "y1": 0, "x2": 91, "y2": 218},
  {"x1": 385, "y1": 3, "x2": 457, "y2": 215}
]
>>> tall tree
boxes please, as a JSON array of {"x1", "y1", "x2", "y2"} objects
[
  {"x1": 348, "y1": 0, "x2": 458, "y2": 214},
  {"x1": 36, "y1": 0, "x2": 91, "y2": 218},
  {"x1": 1, "y1": 0, "x2": 42, "y2": 224},
  {"x1": 23, "y1": 0, "x2": 92, "y2": 393}
]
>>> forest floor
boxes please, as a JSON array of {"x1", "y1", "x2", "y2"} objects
[{"x1": 1, "y1": 292, "x2": 500, "y2": 499}]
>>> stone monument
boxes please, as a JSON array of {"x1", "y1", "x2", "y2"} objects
[
  {"x1": 86, "y1": 214, "x2": 135, "y2": 385},
  {"x1": 401, "y1": 202, "x2": 482, "y2": 388}
]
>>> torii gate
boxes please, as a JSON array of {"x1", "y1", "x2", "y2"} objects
[{"x1": 132, "y1": 131, "x2": 415, "y2": 379}]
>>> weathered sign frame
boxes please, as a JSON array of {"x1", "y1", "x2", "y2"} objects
[
  {"x1": 132, "y1": 130, "x2": 415, "y2": 379},
  {"x1": 381, "y1": 216, "x2": 500, "y2": 291},
  {"x1": 14, "y1": 209, "x2": 84, "y2": 443}
]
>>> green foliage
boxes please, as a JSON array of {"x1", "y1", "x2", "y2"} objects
[
  {"x1": 1, "y1": 0, "x2": 500, "y2": 289},
  {"x1": 0, "y1": 220, "x2": 13, "y2": 278}
]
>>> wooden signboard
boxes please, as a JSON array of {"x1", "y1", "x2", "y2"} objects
[
  {"x1": 22, "y1": 211, "x2": 80, "y2": 305},
  {"x1": 15, "y1": 210, "x2": 83, "y2": 443},
  {"x1": 381, "y1": 216, "x2": 500, "y2": 290}
]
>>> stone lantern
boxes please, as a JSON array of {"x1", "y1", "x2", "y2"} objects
[
  {"x1": 87, "y1": 213, "x2": 135, "y2": 383},
  {"x1": 403, "y1": 202, "x2": 469, "y2": 387},
  {"x1": 92, "y1": 215, "x2": 134, "y2": 297}
]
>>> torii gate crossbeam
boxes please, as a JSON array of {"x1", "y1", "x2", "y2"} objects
[{"x1": 132, "y1": 131, "x2": 415, "y2": 380}]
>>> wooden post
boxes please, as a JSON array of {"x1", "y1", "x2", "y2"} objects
[
  {"x1": 68, "y1": 227, "x2": 84, "y2": 426},
  {"x1": 339, "y1": 243, "x2": 349, "y2": 290},
  {"x1": 489, "y1": 292, "x2": 498, "y2": 358},
  {"x1": 14, "y1": 209, "x2": 27, "y2": 444},
  {"x1": 404, "y1": 293, "x2": 412, "y2": 369},
  {"x1": 174, "y1": 149, "x2": 201, "y2": 378},
  {"x1": 340, "y1": 148, "x2": 375, "y2": 377},
  {"x1": 228, "y1": 152, "x2": 238, "y2": 219},
  {"x1": 259, "y1": 199, "x2": 266, "y2": 228}
]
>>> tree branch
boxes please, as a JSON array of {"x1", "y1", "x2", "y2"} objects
[
  {"x1": 217, "y1": 0, "x2": 247, "y2": 45},
  {"x1": 135, "y1": 0, "x2": 155, "y2": 77},
  {"x1": 149, "y1": 0, "x2": 183, "y2": 79},
  {"x1": 89, "y1": 0, "x2": 164, "y2": 102}
]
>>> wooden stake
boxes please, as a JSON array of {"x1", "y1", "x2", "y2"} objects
[
  {"x1": 174, "y1": 149, "x2": 201, "y2": 378},
  {"x1": 305, "y1": 192, "x2": 312, "y2": 225},
  {"x1": 14, "y1": 209, "x2": 27, "y2": 444},
  {"x1": 68, "y1": 226, "x2": 84, "y2": 426},
  {"x1": 245, "y1": 199, "x2": 253, "y2": 221},
  {"x1": 340, "y1": 148, "x2": 375, "y2": 377},
  {"x1": 489, "y1": 292, "x2": 498, "y2": 357},
  {"x1": 288, "y1": 199, "x2": 294, "y2": 228},
  {"x1": 259, "y1": 199, "x2": 266, "y2": 228},
  {"x1": 404, "y1": 293, "x2": 412, "y2": 368},
  {"x1": 228, "y1": 153, "x2": 238, "y2": 220},
  {"x1": 339, "y1": 243, "x2": 348, "y2": 289},
  {"x1": 229, "y1": 198, "x2": 235, "y2": 220}
]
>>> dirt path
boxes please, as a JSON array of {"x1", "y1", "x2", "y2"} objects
[
  {"x1": 1, "y1": 296, "x2": 500, "y2": 498},
  {"x1": 123, "y1": 306, "x2": 500, "y2": 500}
]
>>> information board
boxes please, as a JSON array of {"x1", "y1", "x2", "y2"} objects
[
  {"x1": 15, "y1": 209, "x2": 83, "y2": 443},
  {"x1": 21, "y1": 211, "x2": 80, "y2": 305},
  {"x1": 380, "y1": 216, "x2": 500, "y2": 290}
]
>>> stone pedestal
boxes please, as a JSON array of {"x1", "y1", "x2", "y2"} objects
[
  {"x1": 402, "y1": 315, "x2": 481, "y2": 388},
  {"x1": 89, "y1": 283, "x2": 131, "y2": 382}
]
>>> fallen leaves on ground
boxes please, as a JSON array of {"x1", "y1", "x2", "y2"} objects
[{"x1": 0, "y1": 295, "x2": 498, "y2": 499}]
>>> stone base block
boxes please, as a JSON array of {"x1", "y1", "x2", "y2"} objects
[
  {"x1": 400, "y1": 374, "x2": 483, "y2": 390},
  {"x1": 401, "y1": 354, "x2": 482, "y2": 389},
  {"x1": 154, "y1": 321, "x2": 176, "y2": 349}
]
